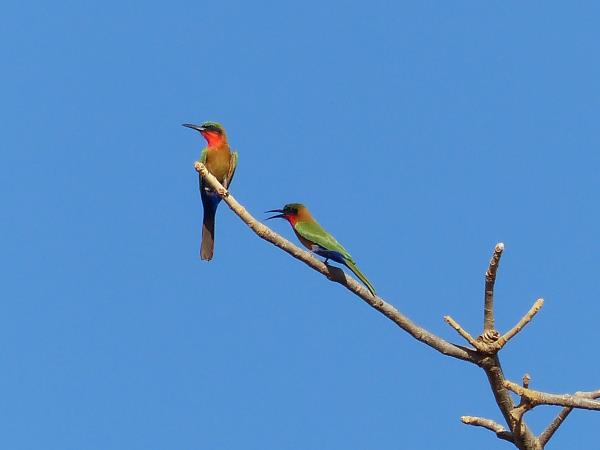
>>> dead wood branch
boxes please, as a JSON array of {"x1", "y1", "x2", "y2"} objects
[
  {"x1": 539, "y1": 390, "x2": 600, "y2": 446},
  {"x1": 504, "y1": 381, "x2": 600, "y2": 411},
  {"x1": 494, "y1": 299, "x2": 544, "y2": 350},
  {"x1": 484, "y1": 243, "x2": 504, "y2": 332},
  {"x1": 443, "y1": 315, "x2": 480, "y2": 349}
]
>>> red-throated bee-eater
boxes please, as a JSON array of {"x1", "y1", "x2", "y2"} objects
[
  {"x1": 183, "y1": 121, "x2": 238, "y2": 260},
  {"x1": 266, "y1": 203, "x2": 376, "y2": 296}
]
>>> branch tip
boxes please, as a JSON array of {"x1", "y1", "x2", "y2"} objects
[
  {"x1": 460, "y1": 415, "x2": 514, "y2": 443},
  {"x1": 444, "y1": 315, "x2": 480, "y2": 349},
  {"x1": 483, "y1": 243, "x2": 504, "y2": 332},
  {"x1": 494, "y1": 298, "x2": 544, "y2": 350}
]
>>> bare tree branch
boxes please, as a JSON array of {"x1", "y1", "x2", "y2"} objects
[
  {"x1": 450, "y1": 298, "x2": 544, "y2": 355},
  {"x1": 194, "y1": 162, "x2": 480, "y2": 364},
  {"x1": 484, "y1": 243, "x2": 504, "y2": 332},
  {"x1": 443, "y1": 315, "x2": 480, "y2": 349},
  {"x1": 503, "y1": 381, "x2": 600, "y2": 411},
  {"x1": 444, "y1": 258, "x2": 544, "y2": 450},
  {"x1": 538, "y1": 390, "x2": 600, "y2": 446},
  {"x1": 193, "y1": 162, "x2": 598, "y2": 450},
  {"x1": 461, "y1": 415, "x2": 514, "y2": 442},
  {"x1": 538, "y1": 407, "x2": 572, "y2": 447},
  {"x1": 494, "y1": 299, "x2": 544, "y2": 349}
]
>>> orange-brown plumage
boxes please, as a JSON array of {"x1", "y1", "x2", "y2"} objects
[{"x1": 183, "y1": 121, "x2": 238, "y2": 260}]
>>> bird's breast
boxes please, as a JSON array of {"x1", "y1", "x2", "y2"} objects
[{"x1": 204, "y1": 146, "x2": 231, "y2": 183}]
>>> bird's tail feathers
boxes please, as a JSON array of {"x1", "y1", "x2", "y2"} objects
[
  {"x1": 344, "y1": 260, "x2": 376, "y2": 296},
  {"x1": 200, "y1": 193, "x2": 220, "y2": 261}
]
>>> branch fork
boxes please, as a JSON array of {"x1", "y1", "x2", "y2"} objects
[
  {"x1": 444, "y1": 298, "x2": 543, "y2": 354},
  {"x1": 444, "y1": 243, "x2": 544, "y2": 354}
]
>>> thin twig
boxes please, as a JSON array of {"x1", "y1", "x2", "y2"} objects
[
  {"x1": 504, "y1": 381, "x2": 600, "y2": 411},
  {"x1": 484, "y1": 243, "x2": 504, "y2": 332},
  {"x1": 461, "y1": 415, "x2": 514, "y2": 442},
  {"x1": 443, "y1": 315, "x2": 481, "y2": 349},
  {"x1": 538, "y1": 390, "x2": 600, "y2": 447},
  {"x1": 538, "y1": 408, "x2": 572, "y2": 447},
  {"x1": 494, "y1": 299, "x2": 544, "y2": 349},
  {"x1": 194, "y1": 162, "x2": 480, "y2": 364}
]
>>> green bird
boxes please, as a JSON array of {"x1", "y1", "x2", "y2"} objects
[
  {"x1": 183, "y1": 121, "x2": 238, "y2": 260},
  {"x1": 266, "y1": 203, "x2": 376, "y2": 296}
]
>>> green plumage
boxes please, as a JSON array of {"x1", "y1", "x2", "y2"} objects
[
  {"x1": 268, "y1": 203, "x2": 376, "y2": 296},
  {"x1": 296, "y1": 220, "x2": 376, "y2": 296}
]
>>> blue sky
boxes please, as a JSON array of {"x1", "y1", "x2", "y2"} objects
[{"x1": 2, "y1": 1, "x2": 599, "y2": 449}]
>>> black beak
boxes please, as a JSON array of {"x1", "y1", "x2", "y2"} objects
[
  {"x1": 265, "y1": 209, "x2": 285, "y2": 220},
  {"x1": 182, "y1": 123, "x2": 205, "y2": 132}
]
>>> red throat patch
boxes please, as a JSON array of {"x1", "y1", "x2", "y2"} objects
[
  {"x1": 286, "y1": 214, "x2": 298, "y2": 226},
  {"x1": 201, "y1": 131, "x2": 224, "y2": 147}
]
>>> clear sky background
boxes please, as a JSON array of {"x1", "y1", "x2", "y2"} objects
[{"x1": 2, "y1": 1, "x2": 599, "y2": 449}]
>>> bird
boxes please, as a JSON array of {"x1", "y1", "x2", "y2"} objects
[
  {"x1": 266, "y1": 203, "x2": 376, "y2": 296},
  {"x1": 183, "y1": 121, "x2": 238, "y2": 260}
]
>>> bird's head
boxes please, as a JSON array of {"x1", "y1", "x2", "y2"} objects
[
  {"x1": 182, "y1": 121, "x2": 226, "y2": 146},
  {"x1": 266, "y1": 203, "x2": 310, "y2": 226}
]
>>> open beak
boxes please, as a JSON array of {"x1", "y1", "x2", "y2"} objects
[
  {"x1": 265, "y1": 209, "x2": 286, "y2": 220},
  {"x1": 182, "y1": 123, "x2": 206, "y2": 132}
]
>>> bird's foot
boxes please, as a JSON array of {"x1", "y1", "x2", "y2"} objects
[{"x1": 217, "y1": 186, "x2": 229, "y2": 198}]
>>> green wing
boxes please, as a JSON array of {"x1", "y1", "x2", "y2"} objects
[
  {"x1": 295, "y1": 220, "x2": 353, "y2": 261},
  {"x1": 296, "y1": 220, "x2": 376, "y2": 295},
  {"x1": 199, "y1": 147, "x2": 208, "y2": 164},
  {"x1": 224, "y1": 151, "x2": 238, "y2": 188},
  {"x1": 198, "y1": 147, "x2": 209, "y2": 192}
]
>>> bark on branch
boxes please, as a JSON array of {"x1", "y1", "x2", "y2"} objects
[
  {"x1": 484, "y1": 243, "x2": 504, "y2": 332},
  {"x1": 539, "y1": 390, "x2": 600, "y2": 447},
  {"x1": 444, "y1": 299, "x2": 543, "y2": 354},
  {"x1": 443, "y1": 315, "x2": 480, "y2": 349},
  {"x1": 503, "y1": 381, "x2": 600, "y2": 411},
  {"x1": 493, "y1": 299, "x2": 544, "y2": 350},
  {"x1": 461, "y1": 415, "x2": 514, "y2": 442}
]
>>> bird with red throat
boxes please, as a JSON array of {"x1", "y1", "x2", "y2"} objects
[
  {"x1": 266, "y1": 203, "x2": 376, "y2": 296},
  {"x1": 183, "y1": 121, "x2": 238, "y2": 260}
]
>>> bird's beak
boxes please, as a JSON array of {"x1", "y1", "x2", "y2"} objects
[
  {"x1": 182, "y1": 123, "x2": 206, "y2": 132},
  {"x1": 265, "y1": 209, "x2": 286, "y2": 220}
]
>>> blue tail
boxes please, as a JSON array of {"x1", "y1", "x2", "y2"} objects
[{"x1": 314, "y1": 248, "x2": 376, "y2": 295}]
